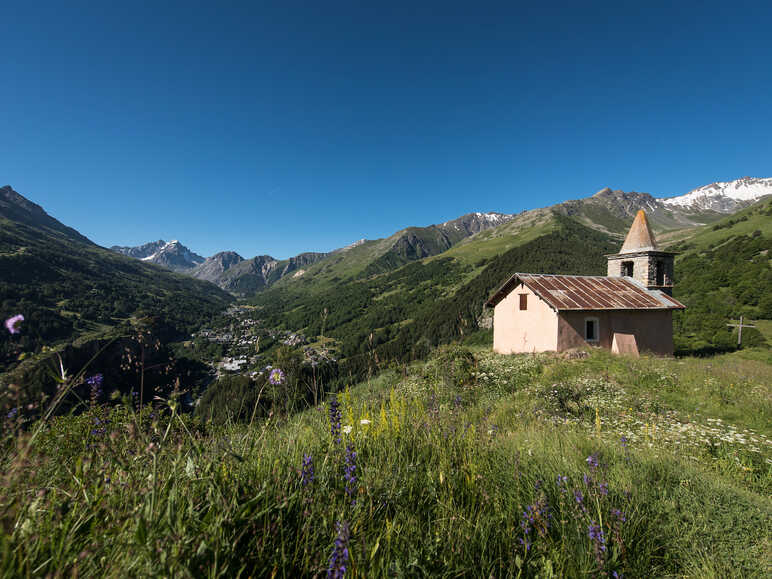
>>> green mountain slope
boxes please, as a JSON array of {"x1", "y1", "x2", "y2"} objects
[
  {"x1": 264, "y1": 186, "x2": 729, "y2": 302},
  {"x1": 668, "y1": 197, "x2": 772, "y2": 352},
  {"x1": 251, "y1": 213, "x2": 618, "y2": 381},
  {"x1": 0, "y1": 186, "x2": 233, "y2": 371},
  {"x1": 258, "y1": 213, "x2": 515, "y2": 293}
]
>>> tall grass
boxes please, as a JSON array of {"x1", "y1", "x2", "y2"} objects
[{"x1": 1, "y1": 347, "x2": 770, "y2": 577}]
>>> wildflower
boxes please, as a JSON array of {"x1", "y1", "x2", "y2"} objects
[
  {"x1": 328, "y1": 520, "x2": 350, "y2": 578},
  {"x1": 329, "y1": 397, "x2": 342, "y2": 443},
  {"x1": 4, "y1": 314, "x2": 23, "y2": 334},
  {"x1": 599, "y1": 482, "x2": 609, "y2": 496},
  {"x1": 7, "y1": 407, "x2": 18, "y2": 420},
  {"x1": 344, "y1": 444, "x2": 357, "y2": 504},
  {"x1": 611, "y1": 508, "x2": 626, "y2": 523},
  {"x1": 574, "y1": 489, "x2": 584, "y2": 504},
  {"x1": 301, "y1": 454, "x2": 315, "y2": 486},
  {"x1": 268, "y1": 368, "x2": 286, "y2": 385},
  {"x1": 588, "y1": 521, "x2": 606, "y2": 552},
  {"x1": 87, "y1": 373, "x2": 104, "y2": 403},
  {"x1": 586, "y1": 453, "x2": 599, "y2": 470},
  {"x1": 359, "y1": 419, "x2": 371, "y2": 426},
  {"x1": 342, "y1": 425, "x2": 352, "y2": 434}
]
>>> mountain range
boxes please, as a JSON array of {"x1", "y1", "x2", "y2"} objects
[
  {"x1": 110, "y1": 177, "x2": 771, "y2": 294},
  {"x1": 2, "y1": 176, "x2": 770, "y2": 386}
]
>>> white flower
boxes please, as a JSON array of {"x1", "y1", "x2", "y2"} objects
[
  {"x1": 342, "y1": 425, "x2": 352, "y2": 434},
  {"x1": 359, "y1": 419, "x2": 371, "y2": 425}
]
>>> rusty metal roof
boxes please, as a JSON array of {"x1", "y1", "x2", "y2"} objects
[{"x1": 485, "y1": 273, "x2": 686, "y2": 311}]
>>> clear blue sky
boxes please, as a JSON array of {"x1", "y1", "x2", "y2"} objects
[{"x1": 2, "y1": 1, "x2": 770, "y2": 259}]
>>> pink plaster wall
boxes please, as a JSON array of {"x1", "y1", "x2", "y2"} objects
[
  {"x1": 493, "y1": 283, "x2": 558, "y2": 353},
  {"x1": 557, "y1": 310, "x2": 674, "y2": 355}
]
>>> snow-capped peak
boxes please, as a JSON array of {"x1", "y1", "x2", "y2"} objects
[{"x1": 660, "y1": 177, "x2": 772, "y2": 211}]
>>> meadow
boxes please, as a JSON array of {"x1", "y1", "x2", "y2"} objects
[{"x1": 1, "y1": 345, "x2": 770, "y2": 577}]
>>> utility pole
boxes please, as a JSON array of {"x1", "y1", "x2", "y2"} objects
[{"x1": 727, "y1": 316, "x2": 756, "y2": 347}]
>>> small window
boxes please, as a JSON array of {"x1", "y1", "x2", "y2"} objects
[
  {"x1": 585, "y1": 318, "x2": 599, "y2": 342},
  {"x1": 621, "y1": 261, "x2": 634, "y2": 277},
  {"x1": 519, "y1": 294, "x2": 528, "y2": 310}
]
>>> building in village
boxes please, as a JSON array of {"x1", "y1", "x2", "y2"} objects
[{"x1": 485, "y1": 210, "x2": 685, "y2": 356}]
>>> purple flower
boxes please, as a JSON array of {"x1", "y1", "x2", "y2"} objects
[
  {"x1": 4, "y1": 314, "x2": 24, "y2": 335},
  {"x1": 7, "y1": 407, "x2": 18, "y2": 420},
  {"x1": 329, "y1": 397, "x2": 342, "y2": 443},
  {"x1": 328, "y1": 520, "x2": 350, "y2": 578},
  {"x1": 599, "y1": 482, "x2": 609, "y2": 496},
  {"x1": 269, "y1": 368, "x2": 286, "y2": 385},
  {"x1": 86, "y1": 373, "x2": 103, "y2": 388},
  {"x1": 586, "y1": 453, "x2": 599, "y2": 470},
  {"x1": 574, "y1": 489, "x2": 584, "y2": 504},
  {"x1": 87, "y1": 374, "x2": 104, "y2": 402},
  {"x1": 344, "y1": 444, "x2": 357, "y2": 504},
  {"x1": 301, "y1": 453, "x2": 315, "y2": 486},
  {"x1": 519, "y1": 493, "x2": 550, "y2": 551},
  {"x1": 612, "y1": 508, "x2": 626, "y2": 523},
  {"x1": 588, "y1": 521, "x2": 606, "y2": 552}
]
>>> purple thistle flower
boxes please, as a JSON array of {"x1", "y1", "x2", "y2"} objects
[
  {"x1": 4, "y1": 314, "x2": 24, "y2": 335},
  {"x1": 268, "y1": 368, "x2": 286, "y2": 385},
  {"x1": 329, "y1": 397, "x2": 342, "y2": 443},
  {"x1": 328, "y1": 520, "x2": 350, "y2": 578},
  {"x1": 344, "y1": 444, "x2": 357, "y2": 504},
  {"x1": 301, "y1": 453, "x2": 315, "y2": 486}
]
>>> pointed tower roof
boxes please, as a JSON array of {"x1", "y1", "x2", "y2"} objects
[{"x1": 620, "y1": 210, "x2": 658, "y2": 253}]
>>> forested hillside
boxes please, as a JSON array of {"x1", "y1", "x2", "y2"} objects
[
  {"x1": 252, "y1": 214, "x2": 618, "y2": 382},
  {"x1": 671, "y1": 197, "x2": 772, "y2": 352},
  {"x1": 0, "y1": 188, "x2": 233, "y2": 372}
]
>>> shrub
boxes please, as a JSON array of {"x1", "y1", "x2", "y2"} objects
[{"x1": 433, "y1": 344, "x2": 476, "y2": 389}]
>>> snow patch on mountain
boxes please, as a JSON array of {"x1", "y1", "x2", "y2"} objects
[{"x1": 660, "y1": 177, "x2": 772, "y2": 212}]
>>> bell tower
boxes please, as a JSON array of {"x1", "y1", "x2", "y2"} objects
[{"x1": 606, "y1": 210, "x2": 676, "y2": 295}]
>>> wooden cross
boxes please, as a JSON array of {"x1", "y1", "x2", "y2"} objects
[{"x1": 727, "y1": 315, "x2": 756, "y2": 346}]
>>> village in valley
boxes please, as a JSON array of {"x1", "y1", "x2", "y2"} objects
[{"x1": 190, "y1": 305, "x2": 337, "y2": 378}]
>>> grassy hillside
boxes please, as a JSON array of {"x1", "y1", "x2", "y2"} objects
[{"x1": 2, "y1": 346, "x2": 769, "y2": 576}]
